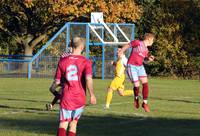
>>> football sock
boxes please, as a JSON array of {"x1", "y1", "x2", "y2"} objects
[
  {"x1": 134, "y1": 87, "x2": 139, "y2": 99},
  {"x1": 143, "y1": 100, "x2": 148, "y2": 104},
  {"x1": 142, "y1": 83, "x2": 149, "y2": 100},
  {"x1": 57, "y1": 128, "x2": 66, "y2": 136},
  {"x1": 105, "y1": 91, "x2": 113, "y2": 108},
  {"x1": 68, "y1": 131, "x2": 76, "y2": 136},
  {"x1": 123, "y1": 90, "x2": 133, "y2": 96}
]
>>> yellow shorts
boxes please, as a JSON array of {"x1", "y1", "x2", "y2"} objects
[{"x1": 109, "y1": 76, "x2": 125, "y2": 91}]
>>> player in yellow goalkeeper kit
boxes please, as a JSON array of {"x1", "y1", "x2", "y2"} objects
[{"x1": 105, "y1": 46, "x2": 133, "y2": 109}]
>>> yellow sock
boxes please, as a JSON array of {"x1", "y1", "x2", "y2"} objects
[
  {"x1": 123, "y1": 90, "x2": 133, "y2": 96},
  {"x1": 105, "y1": 91, "x2": 113, "y2": 108}
]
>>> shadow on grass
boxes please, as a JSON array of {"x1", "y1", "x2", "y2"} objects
[
  {"x1": 0, "y1": 104, "x2": 48, "y2": 113},
  {"x1": 0, "y1": 97, "x2": 48, "y2": 103},
  {"x1": 0, "y1": 114, "x2": 200, "y2": 136},
  {"x1": 151, "y1": 97, "x2": 200, "y2": 104}
]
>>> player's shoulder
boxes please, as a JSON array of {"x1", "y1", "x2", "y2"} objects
[
  {"x1": 58, "y1": 55, "x2": 70, "y2": 65},
  {"x1": 75, "y1": 55, "x2": 88, "y2": 61},
  {"x1": 130, "y1": 40, "x2": 140, "y2": 45},
  {"x1": 60, "y1": 52, "x2": 70, "y2": 58}
]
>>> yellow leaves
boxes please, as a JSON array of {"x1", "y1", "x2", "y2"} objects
[
  {"x1": 24, "y1": 0, "x2": 34, "y2": 8},
  {"x1": 51, "y1": 0, "x2": 142, "y2": 23}
]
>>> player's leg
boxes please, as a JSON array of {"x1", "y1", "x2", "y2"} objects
[
  {"x1": 105, "y1": 87, "x2": 114, "y2": 109},
  {"x1": 46, "y1": 88, "x2": 61, "y2": 111},
  {"x1": 139, "y1": 66, "x2": 150, "y2": 112},
  {"x1": 105, "y1": 77, "x2": 118, "y2": 108},
  {"x1": 117, "y1": 80, "x2": 133, "y2": 96},
  {"x1": 127, "y1": 64, "x2": 140, "y2": 108},
  {"x1": 68, "y1": 106, "x2": 84, "y2": 136},
  {"x1": 118, "y1": 89, "x2": 133, "y2": 96},
  {"x1": 133, "y1": 81, "x2": 140, "y2": 109},
  {"x1": 68, "y1": 120, "x2": 78, "y2": 136},
  {"x1": 57, "y1": 108, "x2": 70, "y2": 136},
  {"x1": 50, "y1": 82, "x2": 61, "y2": 98},
  {"x1": 57, "y1": 121, "x2": 68, "y2": 136},
  {"x1": 47, "y1": 82, "x2": 61, "y2": 110},
  {"x1": 52, "y1": 88, "x2": 62, "y2": 106}
]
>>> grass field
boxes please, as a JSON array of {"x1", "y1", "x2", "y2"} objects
[{"x1": 0, "y1": 78, "x2": 200, "y2": 136}]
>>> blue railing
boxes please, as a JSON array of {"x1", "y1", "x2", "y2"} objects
[{"x1": 0, "y1": 22, "x2": 135, "y2": 79}]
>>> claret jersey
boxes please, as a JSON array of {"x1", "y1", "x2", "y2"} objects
[
  {"x1": 128, "y1": 40, "x2": 149, "y2": 66},
  {"x1": 55, "y1": 55, "x2": 92, "y2": 110}
]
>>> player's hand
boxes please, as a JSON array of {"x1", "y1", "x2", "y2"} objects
[
  {"x1": 148, "y1": 55, "x2": 155, "y2": 61},
  {"x1": 90, "y1": 95, "x2": 97, "y2": 105}
]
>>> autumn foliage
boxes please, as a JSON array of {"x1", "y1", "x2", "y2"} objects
[{"x1": 51, "y1": 0, "x2": 142, "y2": 23}]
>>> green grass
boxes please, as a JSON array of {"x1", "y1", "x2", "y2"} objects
[{"x1": 0, "y1": 78, "x2": 200, "y2": 136}]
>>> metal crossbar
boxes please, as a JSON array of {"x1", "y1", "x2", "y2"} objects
[{"x1": 88, "y1": 22, "x2": 131, "y2": 45}]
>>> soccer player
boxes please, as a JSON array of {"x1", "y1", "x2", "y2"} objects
[
  {"x1": 105, "y1": 46, "x2": 133, "y2": 109},
  {"x1": 119, "y1": 33, "x2": 155, "y2": 112},
  {"x1": 53, "y1": 37, "x2": 97, "y2": 136},
  {"x1": 46, "y1": 49, "x2": 72, "y2": 111}
]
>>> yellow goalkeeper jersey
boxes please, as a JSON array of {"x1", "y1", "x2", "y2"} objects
[{"x1": 115, "y1": 55, "x2": 127, "y2": 78}]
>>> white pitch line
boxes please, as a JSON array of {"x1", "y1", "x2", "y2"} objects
[
  {"x1": 87, "y1": 101, "x2": 132, "y2": 107},
  {"x1": 0, "y1": 111, "x2": 23, "y2": 115},
  {"x1": 85, "y1": 106, "x2": 148, "y2": 117},
  {"x1": 85, "y1": 101, "x2": 148, "y2": 117}
]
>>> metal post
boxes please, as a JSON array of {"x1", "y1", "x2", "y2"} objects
[
  {"x1": 102, "y1": 44, "x2": 105, "y2": 80},
  {"x1": 28, "y1": 62, "x2": 32, "y2": 79},
  {"x1": 101, "y1": 27, "x2": 105, "y2": 80},
  {"x1": 86, "y1": 24, "x2": 90, "y2": 59},
  {"x1": 66, "y1": 23, "x2": 70, "y2": 51},
  {"x1": 114, "y1": 25, "x2": 118, "y2": 61}
]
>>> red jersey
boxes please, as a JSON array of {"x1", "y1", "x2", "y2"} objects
[
  {"x1": 55, "y1": 55, "x2": 92, "y2": 110},
  {"x1": 127, "y1": 40, "x2": 149, "y2": 66}
]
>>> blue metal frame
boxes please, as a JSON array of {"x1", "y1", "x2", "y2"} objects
[
  {"x1": 101, "y1": 26, "x2": 105, "y2": 79},
  {"x1": 0, "y1": 22, "x2": 135, "y2": 79},
  {"x1": 86, "y1": 24, "x2": 90, "y2": 59},
  {"x1": 66, "y1": 23, "x2": 70, "y2": 51}
]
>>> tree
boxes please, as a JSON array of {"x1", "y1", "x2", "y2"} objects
[
  {"x1": 0, "y1": 0, "x2": 142, "y2": 57},
  {"x1": 52, "y1": 0, "x2": 142, "y2": 64},
  {"x1": 135, "y1": 0, "x2": 200, "y2": 78},
  {"x1": 52, "y1": 0, "x2": 142, "y2": 23},
  {"x1": 0, "y1": 0, "x2": 66, "y2": 56}
]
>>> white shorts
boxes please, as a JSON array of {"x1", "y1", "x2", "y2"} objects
[
  {"x1": 127, "y1": 64, "x2": 147, "y2": 82},
  {"x1": 59, "y1": 106, "x2": 84, "y2": 122}
]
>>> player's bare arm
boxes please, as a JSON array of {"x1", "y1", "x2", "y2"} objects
[
  {"x1": 86, "y1": 76, "x2": 97, "y2": 105},
  {"x1": 119, "y1": 44, "x2": 129, "y2": 56},
  {"x1": 111, "y1": 60, "x2": 116, "y2": 66}
]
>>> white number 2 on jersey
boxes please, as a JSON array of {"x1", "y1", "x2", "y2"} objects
[{"x1": 66, "y1": 65, "x2": 78, "y2": 81}]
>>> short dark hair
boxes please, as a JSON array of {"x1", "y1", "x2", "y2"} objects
[
  {"x1": 118, "y1": 45, "x2": 123, "y2": 49},
  {"x1": 144, "y1": 33, "x2": 155, "y2": 40}
]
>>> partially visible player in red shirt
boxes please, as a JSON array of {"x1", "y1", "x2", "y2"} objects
[
  {"x1": 54, "y1": 37, "x2": 96, "y2": 136},
  {"x1": 46, "y1": 49, "x2": 72, "y2": 111},
  {"x1": 119, "y1": 33, "x2": 155, "y2": 112}
]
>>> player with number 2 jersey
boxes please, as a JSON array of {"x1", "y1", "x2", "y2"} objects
[{"x1": 55, "y1": 55, "x2": 92, "y2": 110}]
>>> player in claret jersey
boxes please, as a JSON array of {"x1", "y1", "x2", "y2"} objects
[
  {"x1": 119, "y1": 33, "x2": 155, "y2": 112},
  {"x1": 54, "y1": 37, "x2": 97, "y2": 136}
]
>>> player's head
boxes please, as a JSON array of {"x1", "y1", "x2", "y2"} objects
[
  {"x1": 117, "y1": 45, "x2": 123, "y2": 58},
  {"x1": 71, "y1": 37, "x2": 86, "y2": 51},
  {"x1": 144, "y1": 33, "x2": 155, "y2": 46}
]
